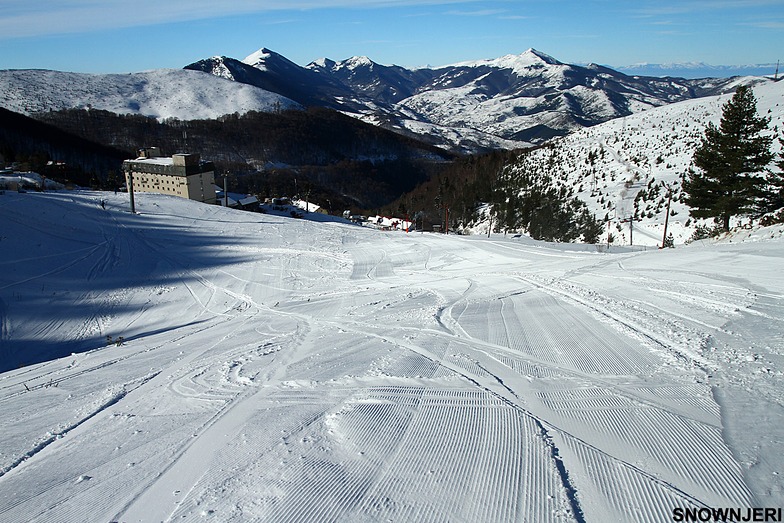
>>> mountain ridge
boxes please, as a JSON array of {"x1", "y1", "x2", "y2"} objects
[
  {"x1": 0, "y1": 47, "x2": 774, "y2": 154},
  {"x1": 190, "y1": 47, "x2": 771, "y2": 152}
]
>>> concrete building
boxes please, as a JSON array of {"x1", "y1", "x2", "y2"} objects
[{"x1": 122, "y1": 148, "x2": 217, "y2": 204}]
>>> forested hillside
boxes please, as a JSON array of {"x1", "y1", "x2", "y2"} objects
[
  {"x1": 383, "y1": 147, "x2": 603, "y2": 242},
  {"x1": 0, "y1": 107, "x2": 131, "y2": 187},
  {"x1": 32, "y1": 107, "x2": 455, "y2": 209},
  {"x1": 381, "y1": 149, "x2": 516, "y2": 229}
]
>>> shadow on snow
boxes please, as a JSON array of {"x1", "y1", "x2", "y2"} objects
[{"x1": 0, "y1": 191, "x2": 267, "y2": 372}]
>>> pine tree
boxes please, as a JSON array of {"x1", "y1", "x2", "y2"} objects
[
  {"x1": 764, "y1": 136, "x2": 784, "y2": 214},
  {"x1": 683, "y1": 85, "x2": 774, "y2": 231},
  {"x1": 579, "y1": 209, "x2": 604, "y2": 244}
]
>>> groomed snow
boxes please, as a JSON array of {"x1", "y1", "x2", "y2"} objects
[{"x1": 0, "y1": 191, "x2": 782, "y2": 522}]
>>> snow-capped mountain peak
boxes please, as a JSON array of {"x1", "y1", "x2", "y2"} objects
[
  {"x1": 189, "y1": 47, "x2": 778, "y2": 152},
  {"x1": 343, "y1": 56, "x2": 375, "y2": 70},
  {"x1": 310, "y1": 57, "x2": 335, "y2": 70},
  {"x1": 517, "y1": 48, "x2": 561, "y2": 65},
  {"x1": 496, "y1": 49, "x2": 564, "y2": 76},
  {"x1": 1, "y1": 46, "x2": 773, "y2": 155},
  {"x1": 307, "y1": 56, "x2": 377, "y2": 74},
  {"x1": 448, "y1": 48, "x2": 562, "y2": 73},
  {"x1": 202, "y1": 56, "x2": 236, "y2": 80},
  {"x1": 243, "y1": 47, "x2": 274, "y2": 69},
  {"x1": 241, "y1": 47, "x2": 306, "y2": 73}
]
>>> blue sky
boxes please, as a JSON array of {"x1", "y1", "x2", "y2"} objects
[{"x1": 0, "y1": 0, "x2": 781, "y2": 73}]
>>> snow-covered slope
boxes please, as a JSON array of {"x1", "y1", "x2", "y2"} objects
[
  {"x1": 0, "y1": 68, "x2": 299, "y2": 120},
  {"x1": 497, "y1": 79, "x2": 784, "y2": 246},
  {"x1": 1, "y1": 190, "x2": 783, "y2": 521}
]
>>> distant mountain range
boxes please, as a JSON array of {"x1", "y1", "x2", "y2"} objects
[
  {"x1": 0, "y1": 47, "x2": 775, "y2": 153},
  {"x1": 185, "y1": 48, "x2": 775, "y2": 152},
  {"x1": 616, "y1": 62, "x2": 779, "y2": 79}
]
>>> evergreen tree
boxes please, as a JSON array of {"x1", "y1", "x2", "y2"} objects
[
  {"x1": 579, "y1": 209, "x2": 604, "y2": 244},
  {"x1": 764, "y1": 136, "x2": 784, "y2": 214},
  {"x1": 682, "y1": 85, "x2": 774, "y2": 231}
]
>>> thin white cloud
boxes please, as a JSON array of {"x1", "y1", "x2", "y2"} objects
[
  {"x1": 0, "y1": 0, "x2": 479, "y2": 39},
  {"x1": 445, "y1": 9, "x2": 507, "y2": 16},
  {"x1": 632, "y1": 0, "x2": 783, "y2": 17},
  {"x1": 745, "y1": 20, "x2": 784, "y2": 29},
  {"x1": 260, "y1": 18, "x2": 300, "y2": 26}
]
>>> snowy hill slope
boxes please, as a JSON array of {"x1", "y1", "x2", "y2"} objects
[
  {"x1": 1, "y1": 190, "x2": 783, "y2": 521},
  {"x1": 497, "y1": 79, "x2": 784, "y2": 246},
  {"x1": 0, "y1": 68, "x2": 299, "y2": 121}
]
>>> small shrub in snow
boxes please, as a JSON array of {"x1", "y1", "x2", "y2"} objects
[
  {"x1": 759, "y1": 209, "x2": 784, "y2": 227},
  {"x1": 687, "y1": 224, "x2": 723, "y2": 243}
]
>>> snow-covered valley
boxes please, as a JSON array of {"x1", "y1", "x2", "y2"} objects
[{"x1": 1, "y1": 191, "x2": 782, "y2": 521}]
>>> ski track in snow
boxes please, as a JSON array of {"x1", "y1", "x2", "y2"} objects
[{"x1": 0, "y1": 191, "x2": 782, "y2": 522}]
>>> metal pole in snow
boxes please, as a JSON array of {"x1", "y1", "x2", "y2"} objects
[
  {"x1": 128, "y1": 170, "x2": 136, "y2": 214},
  {"x1": 660, "y1": 188, "x2": 672, "y2": 249},
  {"x1": 224, "y1": 175, "x2": 228, "y2": 207},
  {"x1": 621, "y1": 215, "x2": 634, "y2": 246}
]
